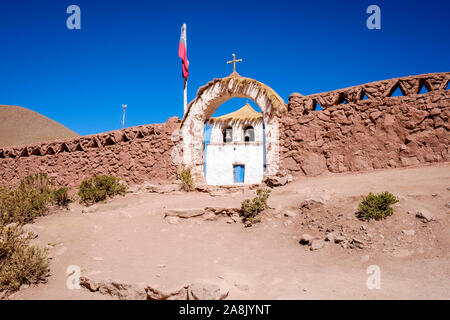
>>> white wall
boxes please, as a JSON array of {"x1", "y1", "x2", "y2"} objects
[{"x1": 205, "y1": 121, "x2": 264, "y2": 185}]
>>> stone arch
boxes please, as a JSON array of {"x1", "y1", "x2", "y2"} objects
[{"x1": 180, "y1": 74, "x2": 287, "y2": 182}]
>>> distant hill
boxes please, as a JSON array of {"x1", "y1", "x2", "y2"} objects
[{"x1": 0, "y1": 105, "x2": 79, "y2": 147}]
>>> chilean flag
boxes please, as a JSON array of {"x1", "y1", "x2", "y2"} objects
[{"x1": 178, "y1": 23, "x2": 189, "y2": 79}]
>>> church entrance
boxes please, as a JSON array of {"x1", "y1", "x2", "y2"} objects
[
  {"x1": 179, "y1": 54, "x2": 287, "y2": 185},
  {"x1": 203, "y1": 101, "x2": 265, "y2": 185}
]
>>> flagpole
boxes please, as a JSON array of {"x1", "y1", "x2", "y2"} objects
[{"x1": 183, "y1": 78, "x2": 187, "y2": 115}]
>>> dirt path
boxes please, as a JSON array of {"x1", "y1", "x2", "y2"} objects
[{"x1": 10, "y1": 163, "x2": 450, "y2": 300}]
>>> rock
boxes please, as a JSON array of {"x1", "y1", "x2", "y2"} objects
[
  {"x1": 187, "y1": 281, "x2": 229, "y2": 300},
  {"x1": 325, "y1": 233, "x2": 335, "y2": 242},
  {"x1": 231, "y1": 215, "x2": 241, "y2": 223},
  {"x1": 402, "y1": 229, "x2": 415, "y2": 236},
  {"x1": 445, "y1": 202, "x2": 450, "y2": 209},
  {"x1": 80, "y1": 277, "x2": 101, "y2": 292},
  {"x1": 126, "y1": 184, "x2": 141, "y2": 194},
  {"x1": 144, "y1": 183, "x2": 180, "y2": 194},
  {"x1": 202, "y1": 212, "x2": 218, "y2": 221},
  {"x1": 301, "y1": 153, "x2": 327, "y2": 176},
  {"x1": 416, "y1": 209, "x2": 434, "y2": 222},
  {"x1": 166, "y1": 216, "x2": 180, "y2": 224},
  {"x1": 284, "y1": 210, "x2": 297, "y2": 218},
  {"x1": 164, "y1": 208, "x2": 204, "y2": 219},
  {"x1": 22, "y1": 224, "x2": 43, "y2": 239},
  {"x1": 263, "y1": 175, "x2": 288, "y2": 187},
  {"x1": 225, "y1": 218, "x2": 234, "y2": 224},
  {"x1": 334, "y1": 235, "x2": 346, "y2": 243},
  {"x1": 310, "y1": 239, "x2": 325, "y2": 251},
  {"x1": 299, "y1": 234, "x2": 316, "y2": 245},
  {"x1": 400, "y1": 156, "x2": 420, "y2": 167},
  {"x1": 351, "y1": 238, "x2": 365, "y2": 249},
  {"x1": 147, "y1": 284, "x2": 188, "y2": 300},
  {"x1": 98, "y1": 282, "x2": 147, "y2": 300}
]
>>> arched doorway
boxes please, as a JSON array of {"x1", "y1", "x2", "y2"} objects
[{"x1": 180, "y1": 74, "x2": 286, "y2": 183}]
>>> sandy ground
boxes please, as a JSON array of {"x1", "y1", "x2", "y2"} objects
[{"x1": 9, "y1": 163, "x2": 450, "y2": 300}]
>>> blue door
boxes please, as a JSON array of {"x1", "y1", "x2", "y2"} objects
[{"x1": 234, "y1": 165, "x2": 245, "y2": 183}]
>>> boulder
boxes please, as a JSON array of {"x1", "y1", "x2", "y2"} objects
[
  {"x1": 310, "y1": 239, "x2": 325, "y2": 251},
  {"x1": 263, "y1": 175, "x2": 288, "y2": 187},
  {"x1": 416, "y1": 210, "x2": 434, "y2": 222},
  {"x1": 187, "y1": 281, "x2": 229, "y2": 300}
]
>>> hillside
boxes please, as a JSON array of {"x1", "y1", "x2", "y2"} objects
[{"x1": 0, "y1": 105, "x2": 79, "y2": 147}]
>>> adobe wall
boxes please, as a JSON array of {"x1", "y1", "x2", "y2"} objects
[
  {"x1": 0, "y1": 117, "x2": 181, "y2": 188},
  {"x1": 280, "y1": 72, "x2": 450, "y2": 176}
]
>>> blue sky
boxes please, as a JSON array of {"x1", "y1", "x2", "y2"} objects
[{"x1": 0, "y1": 0, "x2": 449, "y2": 135}]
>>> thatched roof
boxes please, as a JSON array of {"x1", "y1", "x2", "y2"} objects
[{"x1": 207, "y1": 103, "x2": 262, "y2": 124}]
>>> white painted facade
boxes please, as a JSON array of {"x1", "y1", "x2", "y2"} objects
[{"x1": 205, "y1": 120, "x2": 264, "y2": 185}]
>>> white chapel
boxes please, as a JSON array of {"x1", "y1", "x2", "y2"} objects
[{"x1": 204, "y1": 102, "x2": 266, "y2": 185}]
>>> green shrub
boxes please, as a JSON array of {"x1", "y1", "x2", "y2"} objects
[
  {"x1": 240, "y1": 188, "x2": 271, "y2": 223},
  {"x1": 78, "y1": 175, "x2": 127, "y2": 204},
  {"x1": 53, "y1": 187, "x2": 72, "y2": 208},
  {"x1": 0, "y1": 173, "x2": 56, "y2": 226},
  {"x1": 358, "y1": 191, "x2": 399, "y2": 220},
  {"x1": 0, "y1": 224, "x2": 49, "y2": 292},
  {"x1": 178, "y1": 167, "x2": 194, "y2": 192}
]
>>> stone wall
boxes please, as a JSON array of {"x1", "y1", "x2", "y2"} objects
[
  {"x1": 280, "y1": 72, "x2": 450, "y2": 176},
  {"x1": 0, "y1": 117, "x2": 181, "y2": 188}
]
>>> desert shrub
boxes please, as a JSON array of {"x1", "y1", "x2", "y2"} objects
[
  {"x1": 78, "y1": 175, "x2": 127, "y2": 204},
  {"x1": 240, "y1": 188, "x2": 271, "y2": 223},
  {"x1": 177, "y1": 167, "x2": 194, "y2": 192},
  {"x1": 0, "y1": 224, "x2": 49, "y2": 292},
  {"x1": 358, "y1": 191, "x2": 399, "y2": 220},
  {"x1": 52, "y1": 187, "x2": 72, "y2": 208},
  {"x1": 0, "y1": 173, "x2": 56, "y2": 226}
]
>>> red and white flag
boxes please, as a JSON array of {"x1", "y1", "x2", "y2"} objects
[{"x1": 178, "y1": 23, "x2": 189, "y2": 79}]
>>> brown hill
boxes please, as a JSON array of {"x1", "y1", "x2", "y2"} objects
[{"x1": 0, "y1": 105, "x2": 79, "y2": 147}]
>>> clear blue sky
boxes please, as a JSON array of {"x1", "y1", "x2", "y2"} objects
[{"x1": 0, "y1": 0, "x2": 449, "y2": 135}]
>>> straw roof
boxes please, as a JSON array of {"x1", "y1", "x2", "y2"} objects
[{"x1": 207, "y1": 103, "x2": 262, "y2": 124}]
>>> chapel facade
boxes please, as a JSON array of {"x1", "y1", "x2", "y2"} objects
[{"x1": 204, "y1": 102, "x2": 266, "y2": 185}]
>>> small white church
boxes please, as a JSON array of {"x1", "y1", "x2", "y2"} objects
[{"x1": 204, "y1": 102, "x2": 266, "y2": 185}]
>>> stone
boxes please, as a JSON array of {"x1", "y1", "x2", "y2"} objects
[
  {"x1": 334, "y1": 235, "x2": 346, "y2": 243},
  {"x1": 299, "y1": 234, "x2": 316, "y2": 245},
  {"x1": 147, "y1": 284, "x2": 188, "y2": 300},
  {"x1": 97, "y1": 282, "x2": 147, "y2": 300},
  {"x1": 263, "y1": 175, "x2": 288, "y2": 187},
  {"x1": 402, "y1": 229, "x2": 415, "y2": 236},
  {"x1": 284, "y1": 210, "x2": 297, "y2": 218},
  {"x1": 310, "y1": 239, "x2": 325, "y2": 251},
  {"x1": 416, "y1": 209, "x2": 434, "y2": 222},
  {"x1": 80, "y1": 277, "x2": 101, "y2": 292},
  {"x1": 164, "y1": 208, "x2": 204, "y2": 218},
  {"x1": 202, "y1": 212, "x2": 218, "y2": 221},
  {"x1": 301, "y1": 153, "x2": 327, "y2": 176},
  {"x1": 187, "y1": 281, "x2": 229, "y2": 300},
  {"x1": 400, "y1": 156, "x2": 420, "y2": 166},
  {"x1": 325, "y1": 233, "x2": 335, "y2": 242}
]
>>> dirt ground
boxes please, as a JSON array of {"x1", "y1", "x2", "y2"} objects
[{"x1": 9, "y1": 163, "x2": 450, "y2": 300}]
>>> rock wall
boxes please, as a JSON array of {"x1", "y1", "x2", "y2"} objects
[
  {"x1": 0, "y1": 117, "x2": 181, "y2": 188},
  {"x1": 280, "y1": 72, "x2": 450, "y2": 176}
]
